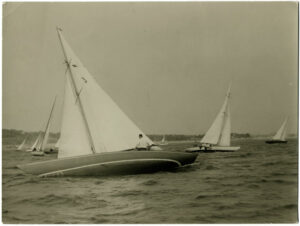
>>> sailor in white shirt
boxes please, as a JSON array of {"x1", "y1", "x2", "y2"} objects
[{"x1": 135, "y1": 134, "x2": 150, "y2": 150}]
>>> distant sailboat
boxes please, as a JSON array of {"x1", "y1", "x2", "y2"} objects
[
  {"x1": 31, "y1": 97, "x2": 57, "y2": 156},
  {"x1": 18, "y1": 28, "x2": 197, "y2": 177},
  {"x1": 26, "y1": 133, "x2": 42, "y2": 152},
  {"x1": 186, "y1": 84, "x2": 240, "y2": 152},
  {"x1": 44, "y1": 137, "x2": 59, "y2": 154},
  {"x1": 159, "y1": 135, "x2": 168, "y2": 145},
  {"x1": 266, "y1": 118, "x2": 288, "y2": 144},
  {"x1": 17, "y1": 137, "x2": 27, "y2": 151}
]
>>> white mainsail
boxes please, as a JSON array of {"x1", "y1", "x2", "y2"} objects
[
  {"x1": 59, "y1": 74, "x2": 92, "y2": 158},
  {"x1": 272, "y1": 118, "x2": 288, "y2": 141},
  {"x1": 57, "y1": 29, "x2": 153, "y2": 159},
  {"x1": 201, "y1": 85, "x2": 231, "y2": 146},
  {"x1": 17, "y1": 137, "x2": 27, "y2": 151}
]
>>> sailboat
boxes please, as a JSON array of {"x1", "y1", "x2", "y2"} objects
[
  {"x1": 26, "y1": 133, "x2": 42, "y2": 152},
  {"x1": 31, "y1": 97, "x2": 57, "y2": 156},
  {"x1": 17, "y1": 28, "x2": 197, "y2": 177},
  {"x1": 185, "y1": 84, "x2": 240, "y2": 152},
  {"x1": 17, "y1": 137, "x2": 27, "y2": 151},
  {"x1": 44, "y1": 138, "x2": 59, "y2": 154},
  {"x1": 265, "y1": 118, "x2": 288, "y2": 144},
  {"x1": 159, "y1": 135, "x2": 168, "y2": 145}
]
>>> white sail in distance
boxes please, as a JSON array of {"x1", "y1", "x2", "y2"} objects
[
  {"x1": 201, "y1": 84, "x2": 232, "y2": 146},
  {"x1": 272, "y1": 118, "x2": 288, "y2": 141},
  {"x1": 30, "y1": 133, "x2": 42, "y2": 151},
  {"x1": 57, "y1": 28, "x2": 153, "y2": 158},
  {"x1": 17, "y1": 137, "x2": 27, "y2": 151}
]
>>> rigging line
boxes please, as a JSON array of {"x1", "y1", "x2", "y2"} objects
[
  {"x1": 64, "y1": 59, "x2": 72, "y2": 75},
  {"x1": 75, "y1": 87, "x2": 83, "y2": 104}
]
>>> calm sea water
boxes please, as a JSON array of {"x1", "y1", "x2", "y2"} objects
[{"x1": 2, "y1": 139, "x2": 298, "y2": 223}]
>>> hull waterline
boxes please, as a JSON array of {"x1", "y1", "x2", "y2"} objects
[{"x1": 17, "y1": 150, "x2": 198, "y2": 177}]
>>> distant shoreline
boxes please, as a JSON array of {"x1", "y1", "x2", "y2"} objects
[{"x1": 2, "y1": 129, "x2": 297, "y2": 146}]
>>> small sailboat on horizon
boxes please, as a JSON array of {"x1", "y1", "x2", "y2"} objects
[
  {"x1": 26, "y1": 133, "x2": 42, "y2": 152},
  {"x1": 185, "y1": 84, "x2": 240, "y2": 152},
  {"x1": 17, "y1": 137, "x2": 27, "y2": 151},
  {"x1": 265, "y1": 118, "x2": 288, "y2": 144},
  {"x1": 159, "y1": 135, "x2": 168, "y2": 145},
  {"x1": 18, "y1": 28, "x2": 197, "y2": 177}
]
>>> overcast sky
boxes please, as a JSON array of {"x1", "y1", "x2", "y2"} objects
[{"x1": 3, "y1": 2, "x2": 298, "y2": 135}]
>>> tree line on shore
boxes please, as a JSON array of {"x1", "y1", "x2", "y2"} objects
[{"x1": 3, "y1": 129, "x2": 252, "y2": 145}]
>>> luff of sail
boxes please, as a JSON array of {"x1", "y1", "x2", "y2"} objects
[
  {"x1": 56, "y1": 28, "x2": 153, "y2": 159},
  {"x1": 201, "y1": 85, "x2": 231, "y2": 146},
  {"x1": 272, "y1": 118, "x2": 288, "y2": 141}
]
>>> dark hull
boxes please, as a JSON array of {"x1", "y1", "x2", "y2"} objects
[
  {"x1": 44, "y1": 149, "x2": 58, "y2": 154},
  {"x1": 265, "y1": 140, "x2": 288, "y2": 144},
  {"x1": 185, "y1": 149, "x2": 216, "y2": 153},
  {"x1": 17, "y1": 150, "x2": 198, "y2": 177},
  {"x1": 185, "y1": 146, "x2": 240, "y2": 153}
]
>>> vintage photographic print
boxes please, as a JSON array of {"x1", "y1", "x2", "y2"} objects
[{"x1": 2, "y1": 2, "x2": 298, "y2": 223}]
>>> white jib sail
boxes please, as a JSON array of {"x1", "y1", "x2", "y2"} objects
[
  {"x1": 201, "y1": 84, "x2": 231, "y2": 146},
  {"x1": 161, "y1": 135, "x2": 165, "y2": 143},
  {"x1": 273, "y1": 118, "x2": 288, "y2": 141},
  {"x1": 57, "y1": 29, "x2": 153, "y2": 158},
  {"x1": 17, "y1": 137, "x2": 27, "y2": 151}
]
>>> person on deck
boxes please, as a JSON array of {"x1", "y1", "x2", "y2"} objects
[{"x1": 135, "y1": 134, "x2": 150, "y2": 151}]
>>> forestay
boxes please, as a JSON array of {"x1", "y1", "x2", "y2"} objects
[{"x1": 57, "y1": 29, "x2": 153, "y2": 159}]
